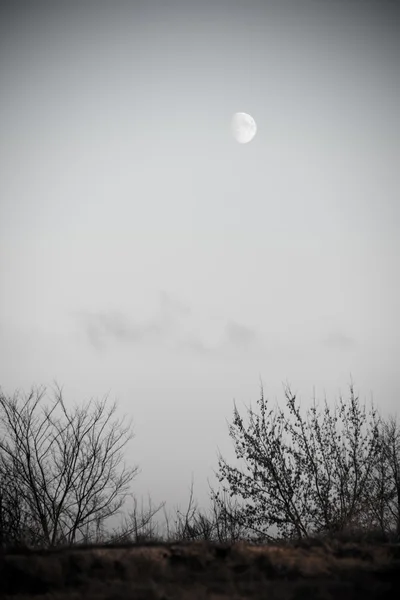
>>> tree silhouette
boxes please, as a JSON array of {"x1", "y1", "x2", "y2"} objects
[
  {"x1": 212, "y1": 381, "x2": 386, "y2": 541},
  {"x1": 364, "y1": 414, "x2": 400, "y2": 538},
  {"x1": 0, "y1": 383, "x2": 139, "y2": 547}
]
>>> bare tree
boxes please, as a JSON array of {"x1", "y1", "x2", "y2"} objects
[
  {"x1": 0, "y1": 384, "x2": 139, "y2": 548},
  {"x1": 0, "y1": 461, "x2": 42, "y2": 547},
  {"x1": 213, "y1": 380, "x2": 382, "y2": 542}
]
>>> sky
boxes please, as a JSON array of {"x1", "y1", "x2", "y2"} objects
[{"x1": 0, "y1": 0, "x2": 399, "y2": 533}]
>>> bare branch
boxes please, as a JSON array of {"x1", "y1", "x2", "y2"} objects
[{"x1": 0, "y1": 384, "x2": 139, "y2": 548}]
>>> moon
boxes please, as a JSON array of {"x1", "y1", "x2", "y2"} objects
[{"x1": 231, "y1": 112, "x2": 257, "y2": 144}]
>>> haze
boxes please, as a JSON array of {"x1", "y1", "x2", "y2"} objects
[{"x1": 0, "y1": 0, "x2": 399, "y2": 523}]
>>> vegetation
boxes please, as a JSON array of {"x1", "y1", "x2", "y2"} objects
[
  {"x1": 0, "y1": 379, "x2": 399, "y2": 550},
  {"x1": 1, "y1": 379, "x2": 399, "y2": 598},
  {"x1": 212, "y1": 380, "x2": 400, "y2": 543},
  {"x1": 0, "y1": 384, "x2": 139, "y2": 548}
]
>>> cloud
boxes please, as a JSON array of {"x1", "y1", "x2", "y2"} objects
[
  {"x1": 321, "y1": 331, "x2": 356, "y2": 350},
  {"x1": 223, "y1": 320, "x2": 260, "y2": 349},
  {"x1": 74, "y1": 291, "x2": 193, "y2": 351},
  {"x1": 74, "y1": 294, "x2": 262, "y2": 357},
  {"x1": 179, "y1": 334, "x2": 213, "y2": 355},
  {"x1": 76, "y1": 310, "x2": 167, "y2": 350},
  {"x1": 158, "y1": 290, "x2": 191, "y2": 317},
  {"x1": 177, "y1": 319, "x2": 261, "y2": 356}
]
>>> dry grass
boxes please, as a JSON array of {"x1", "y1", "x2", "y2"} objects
[{"x1": 1, "y1": 539, "x2": 399, "y2": 599}]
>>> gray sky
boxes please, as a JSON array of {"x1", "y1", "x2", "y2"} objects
[{"x1": 0, "y1": 0, "x2": 399, "y2": 525}]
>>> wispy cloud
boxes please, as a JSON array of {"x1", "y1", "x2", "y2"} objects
[
  {"x1": 74, "y1": 293, "x2": 263, "y2": 356},
  {"x1": 223, "y1": 320, "x2": 259, "y2": 349},
  {"x1": 179, "y1": 320, "x2": 262, "y2": 355},
  {"x1": 321, "y1": 331, "x2": 356, "y2": 350},
  {"x1": 179, "y1": 334, "x2": 213, "y2": 355},
  {"x1": 76, "y1": 310, "x2": 166, "y2": 350},
  {"x1": 158, "y1": 290, "x2": 191, "y2": 317},
  {"x1": 74, "y1": 291, "x2": 191, "y2": 351}
]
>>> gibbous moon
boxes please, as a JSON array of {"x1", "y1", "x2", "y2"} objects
[{"x1": 231, "y1": 112, "x2": 257, "y2": 144}]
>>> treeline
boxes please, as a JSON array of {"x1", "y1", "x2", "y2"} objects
[{"x1": 0, "y1": 380, "x2": 399, "y2": 549}]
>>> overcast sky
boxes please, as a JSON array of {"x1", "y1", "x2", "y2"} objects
[{"x1": 1, "y1": 0, "x2": 399, "y2": 527}]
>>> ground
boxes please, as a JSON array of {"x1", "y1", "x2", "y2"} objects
[{"x1": 1, "y1": 538, "x2": 399, "y2": 599}]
